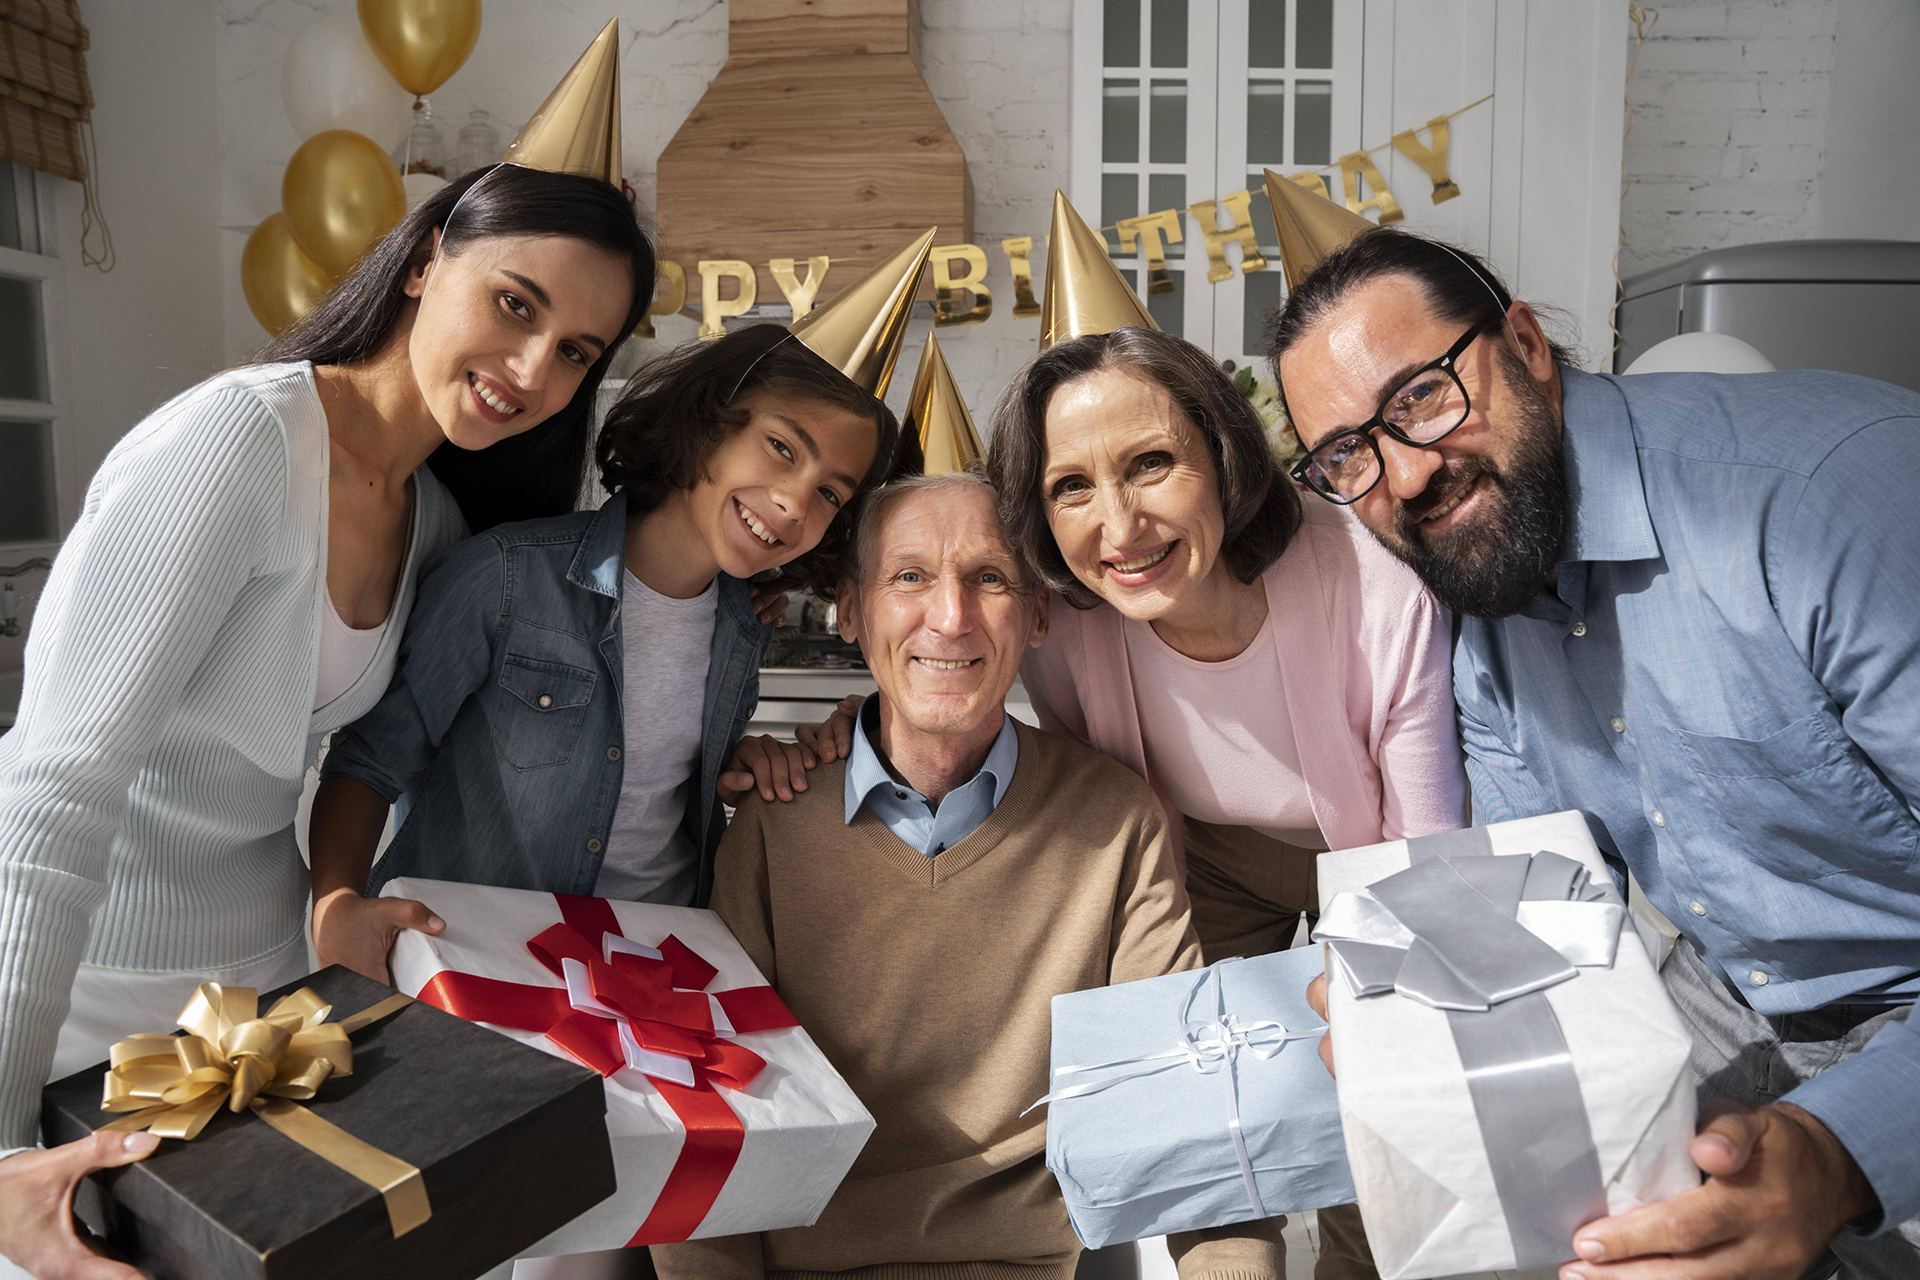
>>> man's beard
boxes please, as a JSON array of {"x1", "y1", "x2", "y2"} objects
[{"x1": 1380, "y1": 354, "x2": 1567, "y2": 619}]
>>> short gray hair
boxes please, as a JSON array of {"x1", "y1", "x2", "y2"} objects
[{"x1": 848, "y1": 466, "x2": 1017, "y2": 588}]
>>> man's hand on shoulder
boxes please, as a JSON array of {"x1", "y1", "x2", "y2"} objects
[
  {"x1": 1560, "y1": 1100, "x2": 1874, "y2": 1280},
  {"x1": 719, "y1": 735, "x2": 821, "y2": 805}
]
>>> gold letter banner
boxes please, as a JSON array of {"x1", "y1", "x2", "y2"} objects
[
  {"x1": 1115, "y1": 209, "x2": 1184, "y2": 295},
  {"x1": 770, "y1": 256, "x2": 831, "y2": 320},
  {"x1": 639, "y1": 93, "x2": 1493, "y2": 336},
  {"x1": 634, "y1": 260, "x2": 687, "y2": 340},
  {"x1": 100, "y1": 984, "x2": 429, "y2": 1238},
  {"x1": 698, "y1": 260, "x2": 758, "y2": 340},
  {"x1": 1001, "y1": 236, "x2": 1043, "y2": 317},
  {"x1": 1338, "y1": 150, "x2": 1404, "y2": 225},
  {"x1": 932, "y1": 243, "x2": 992, "y2": 326},
  {"x1": 1190, "y1": 192, "x2": 1268, "y2": 283},
  {"x1": 1390, "y1": 115, "x2": 1461, "y2": 204}
]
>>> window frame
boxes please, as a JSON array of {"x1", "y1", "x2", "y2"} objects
[
  {"x1": 1070, "y1": 0, "x2": 1361, "y2": 366},
  {"x1": 0, "y1": 161, "x2": 72, "y2": 553}
]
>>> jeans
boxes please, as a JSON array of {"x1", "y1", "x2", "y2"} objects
[{"x1": 1661, "y1": 937, "x2": 1919, "y2": 1280}]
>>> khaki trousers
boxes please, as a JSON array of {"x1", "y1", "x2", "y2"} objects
[{"x1": 1164, "y1": 819, "x2": 1379, "y2": 1280}]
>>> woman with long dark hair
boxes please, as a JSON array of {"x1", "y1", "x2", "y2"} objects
[{"x1": 0, "y1": 162, "x2": 652, "y2": 1277}]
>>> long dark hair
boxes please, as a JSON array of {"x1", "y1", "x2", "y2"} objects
[
  {"x1": 261, "y1": 165, "x2": 656, "y2": 531},
  {"x1": 597, "y1": 324, "x2": 905, "y2": 595},
  {"x1": 988, "y1": 326, "x2": 1301, "y2": 609}
]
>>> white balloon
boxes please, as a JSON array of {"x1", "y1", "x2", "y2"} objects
[
  {"x1": 403, "y1": 172, "x2": 448, "y2": 211},
  {"x1": 281, "y1": 15, "x2": 413, "y2": 153}
]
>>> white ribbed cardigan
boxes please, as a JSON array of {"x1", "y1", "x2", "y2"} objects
[{"x1": 0, "y1": 363, "x2": 466, "y2": 1146}]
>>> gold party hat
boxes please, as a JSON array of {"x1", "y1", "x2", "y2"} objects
[
  {"x1": 1038, "y1": 191, "x2": 1157, "y2": 350},
  {"x1": 499, "y1": 19, "x2": 622, "y2": 186},
  {"x1": 904, "y1": 334, "x2": 984, "y2": 475},
  {"x1": 789, "y1": 228, "x2": 936, "y2": 400},
  {"x1": 1263, "y1": 168, "x2": 1379, "y2": 290}
]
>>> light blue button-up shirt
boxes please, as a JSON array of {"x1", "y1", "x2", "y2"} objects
[
  {"x1": 1454, "y1": 366, "x2": 1920, "y2": 1230},
  {"x1": 843, "y1": 695, "x2": 1018, "y2": 855}
]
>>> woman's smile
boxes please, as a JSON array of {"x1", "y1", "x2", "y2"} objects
[
  {"x1": 1103, "y1": 540, "x2": 1178, "y2": 586},
  {"x1": 466, "y1": 371, "x2": 523, "y2": 424}
]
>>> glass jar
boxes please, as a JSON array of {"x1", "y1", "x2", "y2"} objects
[
  {"x1": 397, "y1": 103, "x2": 447, "y2": 179},
  {"x1": 454, "y1": 110, "x2": 500, "y2": 178}
]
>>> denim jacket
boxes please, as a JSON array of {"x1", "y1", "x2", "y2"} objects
[{"x1": 321, "y1": 492, "x2": 769, "y2": 905}]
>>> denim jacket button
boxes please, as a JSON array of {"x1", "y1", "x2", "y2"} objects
[
  {"x1": 607, "y1": 746, "x2": 621, "y2": 761},
  {"x1": 538, "y1": 694, "x2": 553, "y2": 708},
  {"x1": 586, "y1": 838, "x2": 602, "y2": 853}
]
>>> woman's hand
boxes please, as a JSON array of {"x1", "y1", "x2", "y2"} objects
[
  {"x1": 793, "y1": 695, "x2": 862, "y2": 765},
  {"x1": 747, "y1": 582, "x2": 790, "y2": 628},
  {"x1": 312, "y1": 889, "x2": 442, "y2": 986},
  {"x1": 0, "y1": 1131, "x2": 159, "y2": 1279},
  {"x1": 719, "y1": 735, "x2": 818, "y2": 805}
]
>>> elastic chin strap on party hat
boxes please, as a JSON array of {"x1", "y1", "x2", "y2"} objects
[{"x1": 728, "y1": 330, "x2": 797, "y2": 402}]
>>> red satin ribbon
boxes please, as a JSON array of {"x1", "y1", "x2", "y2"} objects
[{"x1": 413, "y1": 893, "x2": 797, "y2": 1245}]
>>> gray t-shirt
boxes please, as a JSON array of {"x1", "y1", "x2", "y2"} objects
[{"x1": 594, "y1": 569, "x2": 717, "y2": 903}]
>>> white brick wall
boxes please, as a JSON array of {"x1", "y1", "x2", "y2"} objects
[{"x1": 1618, "y1": 0, "x2": 1839, "y2": 279}]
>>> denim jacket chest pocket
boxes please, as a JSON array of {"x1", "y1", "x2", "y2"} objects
[
  {"x1": 492, "y1": 653, "x2": 597, "y2": 770},
  {"x1": 1671, "y1": 712, "x2": 1920, "y2": 878}
]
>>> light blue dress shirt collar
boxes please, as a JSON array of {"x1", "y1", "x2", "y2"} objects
[
  {"x1": 843, "y1": 695, "x2": 1019, "y2": 856},
  {"x1": 1557, "y1": 370, "x2": 1661, "y2": 567}
]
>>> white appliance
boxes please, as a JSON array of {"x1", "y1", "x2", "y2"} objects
[{"x1": 1615, "y1": 239, "x2": 1920, "y2": 391}]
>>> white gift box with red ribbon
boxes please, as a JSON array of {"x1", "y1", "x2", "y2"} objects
[{"x1": 382, "y1": 877, "x2": 874, "y2": 1257}]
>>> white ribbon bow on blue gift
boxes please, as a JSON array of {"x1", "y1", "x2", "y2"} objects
[{"x1": 1025, "y1": 959, "x2": 1327, "y2": 1217}]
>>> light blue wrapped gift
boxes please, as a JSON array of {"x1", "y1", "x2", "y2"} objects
[{"x1": 1036, "y1": 948, "x2": 1355, "y2": 1247}]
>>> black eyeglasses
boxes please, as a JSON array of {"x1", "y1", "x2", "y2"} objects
[{"x1": 1289, "y1": 319, "x2": 1494, "y2": 505}]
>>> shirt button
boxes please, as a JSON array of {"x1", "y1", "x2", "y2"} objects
[
  {"x1": 1610, "y1": 716, "x2": 1625, "y2": 733},
  {"x1": 607, "y1": 746, "x2": 621, "y2": 761},
  {"x1": 1571, "y1": 621, "x2": 1587, "y2": 637},
  {"x1": 586, "y1": 838, "x2": 602, "y2": 853},
  {"x1": 1690, "y1": 901, "x2": 1706, "y2": 916},
  {"x1": 1750, "y1": 970, "x2": 1769, "y2": 986},
  {"x1": 538, "y1": 694, "x2": 553, "y2": 708},
  {"x1": 1653, "y1": 811, "x2": 1666, "y2": 827}
]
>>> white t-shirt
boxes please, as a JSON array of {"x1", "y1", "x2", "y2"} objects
[
  {"x1": 1122, "y1": 612, "x2": 1325, "y2": 850},
  {"x1": 594, "y1": 569, "x2": 718, "y2": 903}
]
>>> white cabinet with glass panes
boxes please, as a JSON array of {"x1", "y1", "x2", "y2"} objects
[
  {"x1": 0, "y1": 159, "x2": 68, "y2": 549},
  {"x1": 1071, "y1": 0, "x2": 1628, "y2": 374}
]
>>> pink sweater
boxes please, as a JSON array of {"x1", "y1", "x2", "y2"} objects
[{"x1": 1022, "y1": 501, "x2": 1468, "y2": 856}]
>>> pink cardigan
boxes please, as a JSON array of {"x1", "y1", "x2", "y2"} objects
[{"x1": 1022, "y1": 501, "x2": 1468, "y2": 856}]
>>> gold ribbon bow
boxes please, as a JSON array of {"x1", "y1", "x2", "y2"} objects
[{"x1": 99, "y1": 983, "x2": 430, "y2": 1236}]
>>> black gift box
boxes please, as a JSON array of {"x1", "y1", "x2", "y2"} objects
[{"x1": 42, "y1": 965, "x2": 617, "y2": 1280}]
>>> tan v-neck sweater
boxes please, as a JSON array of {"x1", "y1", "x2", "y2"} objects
[{"x1": 652, "y1": 720, "x2": 1204, "y2": 1280}]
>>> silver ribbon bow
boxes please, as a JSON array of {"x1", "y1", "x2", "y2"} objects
[
  {"x1": 1025, "y1": 959, "x2": 1326, "y2": 1217},
  {"x1": 1315, "y1": 841, "x2": 1628, "y2": 1271}
]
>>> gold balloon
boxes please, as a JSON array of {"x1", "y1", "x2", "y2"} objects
[
  {"x1": 241, "y1": 213, "x2": 336, "y2": 336},
  {"x1": 356, "y1": 0, "x2": 482, "y2": 97},
  {"x1": 283, "y1": 129, "x2": 408, "y2": 279}
]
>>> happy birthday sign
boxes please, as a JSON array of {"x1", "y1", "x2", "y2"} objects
[{"x1": 637, "y1": 95, "x2": 1492, "y2": 340}]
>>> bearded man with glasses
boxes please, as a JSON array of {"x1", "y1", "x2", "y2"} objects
[{"x1": 1272, "y1": 229, "x2": 1920, "y2": 1280}]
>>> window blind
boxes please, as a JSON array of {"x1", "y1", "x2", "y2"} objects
[{"x1": 0, "y1": 0, "x2": 89, "y2": 183}]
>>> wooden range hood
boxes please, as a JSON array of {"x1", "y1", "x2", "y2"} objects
[{"x1": 657, "y1": 0, "x2": 970, "y2": 306}]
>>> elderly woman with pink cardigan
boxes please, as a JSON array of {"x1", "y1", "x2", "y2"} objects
[{"x1": 987, "y1": 326, "x2": 1465, "y2": 1280}]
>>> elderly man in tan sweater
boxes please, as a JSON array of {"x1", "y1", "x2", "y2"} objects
[{"x1": 652, "y1": 472, "x2": 1279, "y2": 1280}]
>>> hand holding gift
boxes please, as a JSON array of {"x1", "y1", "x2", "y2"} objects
[
  {"x1": 382, "y1": 878, "x2": 874, "y2": 1257},
  {"x1": 1313, "y1": 812, "x2": 1699, "y2": 1279}
]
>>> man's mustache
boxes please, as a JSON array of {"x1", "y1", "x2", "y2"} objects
[{"x1": 1398, "y1": 457, "x2": 1500, "y2": 533}]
